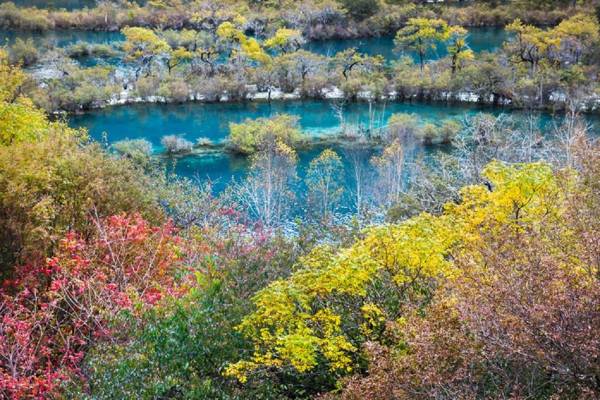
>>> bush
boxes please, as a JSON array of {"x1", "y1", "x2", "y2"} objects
[
  {"x1": 386, "y1": 113, "x2": 419, "y2": 142},
  {"x1": 228, "y1": 114, "x2": 303, "y2": 155},
  {"x1": 112, "y1": 138, "x2": 153, "y2": 163},
  {"x1": 417, "y1": 122, "x2": 438, "y2": 145},
  {"x1": 158, "y1": 77, "x2": 190, "y2": 102},
  {"x1": 0, "y1": 214, "x2": 182, "y2": 399},
  {"x1": 8, "y1": 38, "x2": 38, "y2": 67},
  {"x1": 135, "y1": 75, "x2": 160, "y2": 98},
  {"x1": 161, "y1": 135, "x2": 193, "y2": 154},
  {"x1": 66, "y1": 43, "x2": 118, "y2": 59},
  {"x1": 439, "y1": 119, "x2": 461, "y2": 144},
  {"x1": 0, "y1": 133, "x2": 163, "y2": 270}
]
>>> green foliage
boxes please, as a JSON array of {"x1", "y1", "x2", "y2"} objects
[
  {"x1": 112, "y1": 138, "x2": 153, "y2": 164},
  {"x1": 82, "y1": 281, "x2": 249, "y2": 400},
  {"x1": 0, "y1": 133, "x2": 162, "y2": 269},
  {"x1": 228, "y1": 114, "x2": 303, "y2": 154},
  {"x1": 0, "y1": 50, "x2": 51, "y2": 145},
  {"x1": 8, "y1": 38, "x2": 38, "y2": 67},
  {"x1": 337, "y1": 0, "x2": 380, "y2": 20},
  {"x1": 386, "y1": 113, "x2": 419, "y2": 142}
]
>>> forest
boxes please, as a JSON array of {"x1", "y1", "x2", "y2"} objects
[{"x1": 0, "y1": 0, "x2": 600, "y2": 399}]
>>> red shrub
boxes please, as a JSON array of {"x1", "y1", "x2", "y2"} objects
[{"x1": 0, "y1": 214, "x2": 185, "y2": 399}]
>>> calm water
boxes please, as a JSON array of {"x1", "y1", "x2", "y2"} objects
[
  {"x1": 70, "y1": 100, "x2": 508, "y2": 147},
  {"x1": 0, "y1": 29, "x2": 124, "y2": 47},
  {"x1": 5, "y1": 0, "x2": 145, "y2": 10},
  {"x1": 304, "y1": 27, "x2": 510, "y2": 61},
  {"x1": 68, "y1": 100, "x2": 591, "y2": 193},
  {"x1": 1, "y1": 27, "x2": 506, "y2": 65}
]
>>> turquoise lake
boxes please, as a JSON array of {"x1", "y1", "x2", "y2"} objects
[
  {"x1": 304, "y1": 28, "x2": 510, "y2": 61},
  {"x1": 68, "y1": 100, "x2": 596, "y2": 195},
  {"x1": 1, "y1": 27, "x2": 508, "y2": 66},
  {"x1": 6, "y1": 0, "x2": 141, "y2": 10}
]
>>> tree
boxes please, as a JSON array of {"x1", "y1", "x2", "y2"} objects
[
  {"x1": 337, "y1": 0, "x2": 380, "y2": 20},
  {"x1": 395, "y1": 18, "x2": 451, "y2": 70},
  {"x1": 335, "y1": 48, "x2": 383, "y2": 80},
  {"x1": 447, "y1": 26, "x2": 473, "y2": 74},
  {"x1": 216, "y1": 21, "x2": 270, "y2": 64},
  {"x1": 121, "y1": 27, "x2": 170, "y2": 77},
  {"x1": 165, "y1": 46, "x2": 193, "y2": 74},
  {"x1": 225, "y1": 161, "x2": 563, "y2": 384},
  {"x1": 305, "y1": 149, "x2": 345, "y2": 221},
  {"x1": 554, "y1": 13, "x2": 600, "y2": 64},
  {"x1": 236, "y1": 141, "x2": 298, "y2": 227},
  {"x1": 371, "y1": 140, "x2": 404, "y2": 208},
  {"x1": 506, "y1": 19, "x2": 560, "y2": 75},
  {"x1": 264, "y1": 28, "x2": 306, "y2": 54},
  {"x1": 338, "y1": 147, "x2": 600, "y2": 399},
  {"x1": 0, "y1": 50, "x2": 49, "y2": 146},
  {"x1": 8, "y1": 38, "x2": 38, "y2": 67}
]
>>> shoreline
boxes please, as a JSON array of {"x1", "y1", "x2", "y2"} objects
[{"x1": 57, "y1": 87, "x2": 600, "y2": 116}]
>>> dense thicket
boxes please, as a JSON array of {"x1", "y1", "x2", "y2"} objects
[{"x1": 0, "y1": 2, "x2": 599, "y2": 399}]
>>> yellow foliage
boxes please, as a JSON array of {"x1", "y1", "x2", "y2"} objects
[
  {"x1": 0, "y1": 50, "x2": 76, "y2": 146},
  {"x1": 227, "y1": 161, "x2": 563, "y2": 382},
  {"x1": 217, "y1": 21, "x2": 270, "y2": 64}
]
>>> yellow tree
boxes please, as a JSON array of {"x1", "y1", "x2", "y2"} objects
[
  {"x1": 121, "y1": 27, "x2": 170, "y2": 77},
  {"x1": 216, "y1": 21, "x2": 271, "y2": 64},
  {"x1": 447, "y1": 26, "x2": 474, "y2": 74},
  {"x1": 395, "y1": 18, "x2": 451, "y2": 70},
  {"x1": 506, "y1": 19, "x2": 561, "y2": 75},
  {"x1": 554, "y1": 13, "x2": 600, "y2": 63},
  {"x1": 264, "y1": 28, "x2": 305, "y2": 54},
  {"x1": 225, "y1": 161, "x2": 561, "y2": 383},
  {"x1": 0, "y1": 50, "x2": 57, "y2": 146}
]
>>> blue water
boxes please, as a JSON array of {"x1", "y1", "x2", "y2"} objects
[
  {"x1": 1, "y1": 27, "x2": 506, "y2": 67},
  {"x1": 70, "y1": 101, "x2": 505, "y2": 147},
  {"x1": 6, "y1": 0, "x2": 145, "y2": 10},
  {"x1": 68, "y1": 100, "x2": 594, "y2": 194},
  {"x1": 305, "y1": 27, "x2": 510, "y2": 62},
  {"x1": 0, "y1": 29, "x2": 124, "y2": 47}
]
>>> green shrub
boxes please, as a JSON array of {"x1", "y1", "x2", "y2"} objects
[
  {"x1": 228, "y1": 114, "x2": 303, "y2": 155},
  {"x1": 386, "y1": 113, "x2": 419, "y2": 142},
  {"x1": 112, "y1": 138, "x2": 153, "y2": 163},
  {"x1": 8, "y1": 38, "x2": 38, "y2": 67},
  {"x1": 0, "y1": 133, "x2": 163, "y2": 270}
]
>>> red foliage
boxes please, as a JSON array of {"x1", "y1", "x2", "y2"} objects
[{"x1": 0, "y1": 214, "x2": 184, "y2": 399}]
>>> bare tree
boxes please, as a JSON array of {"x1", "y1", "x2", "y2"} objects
[{"x1": 236, "y1": 142, "x2": 298, "y2": 228}]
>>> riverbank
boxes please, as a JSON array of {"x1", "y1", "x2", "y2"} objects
[
  {"x1": 59, "y1": 85, "x2": 600, "y2": 116},
  {"x1": 0, "y1": 1, "x2": 589, "y2": 39}
]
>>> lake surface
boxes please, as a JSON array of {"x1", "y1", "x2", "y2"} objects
[
  {"x1": 305, "y1": 27, "x2": 510, "y2": 61},
  {"x1": 6, "y1": 0, "x2": 145, "y2": 10},
  {"x1": 0, "y1": 29, "x2": 124, "y2": 47},
  {"x1": 1, "y1": 27, "x2": 507, "y2": 66},
  {"x1": 69, "y1": 100, "x2": 593, "y2": 195}
]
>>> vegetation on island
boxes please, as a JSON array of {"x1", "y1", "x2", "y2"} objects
[{"x1": 4, "y1": 3, "x2": 599, "y2": 114}]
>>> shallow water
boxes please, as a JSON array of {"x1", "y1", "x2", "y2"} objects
[
  {"x1": 6, "y1": 0, "x2": 144, "y2": 11},
  {"x1": 0, "y1": 29, "x2": 124, "y2": 47},
  {"x1": 68, "y1": 100, "x2": 594, "y2": 195},
  {"x1": 1, "y1": 27, "x2": 507, "y2": 67},
  {"x1": 304, "y1": 27, "x2": 510, "y2": 61},
  {"x1": 69, "y1": 100, "x2": 508, "y2": 147}
]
